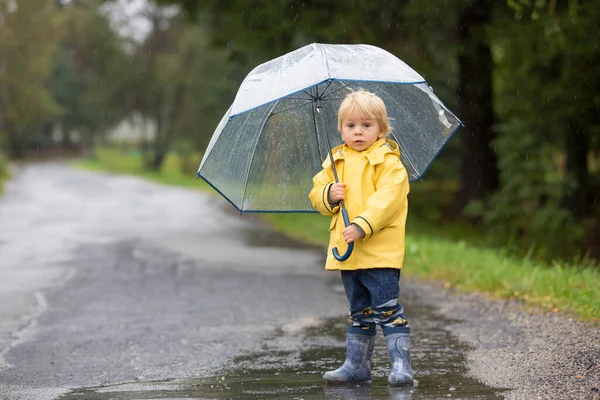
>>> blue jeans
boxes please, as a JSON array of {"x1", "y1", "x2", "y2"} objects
[{"x1": 341, "y1": 268, "x2": 409, "y2": 336}]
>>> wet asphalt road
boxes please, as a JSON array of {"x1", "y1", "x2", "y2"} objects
[{"x1": 0, "y1": 162, "x2": 503, "y2": 400}]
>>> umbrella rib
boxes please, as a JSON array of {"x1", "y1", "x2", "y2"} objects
[
  {"x1": 311, "y1": 87, "x2": 324, "y2": 164},
  {"x1": 270, "y1": 100, "x2": 315, "y2": 116},
  {"x1": 321, "y1": 81, "x2": 352, "y2": 99},
  {"x1": 240, "y1": 102, "x2": 279, "y2": 211},
  {"x1": 318, "y1": 80, "x2": 334, "y2": 99}
]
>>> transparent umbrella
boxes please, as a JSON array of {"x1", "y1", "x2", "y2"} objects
[{"x1": 197, "y1": 43, "x2": 462, "y2": 260}]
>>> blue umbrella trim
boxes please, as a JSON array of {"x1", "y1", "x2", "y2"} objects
[
  {"x1": 197, "y1": 173, "x2": 320, "y2": 214},
  {"x1": 409, "y1": 122, "x2": 464, "y2": 183}
]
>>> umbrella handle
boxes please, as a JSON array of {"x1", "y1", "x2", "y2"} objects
[{"x1": 332, "y1": 208, "x2": 354, "y2": 261}]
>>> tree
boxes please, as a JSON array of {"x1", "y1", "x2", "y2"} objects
[
  {"x1": 474, "y1": 0, "x2": 600, "y2": 259},
  {"x1": 48, "y1": 1, "x2": 130, "y2": 151},
  {"x1": 455, "y1": 0, "x2": 499, "y2": 211},
  {"x1": 0, "y1": 0, "x2": 62, "y2": 157},
  {"x1": 166, "y1": 24, "x2": 239, "y2": 168},
  {"x1": 126, "y1": 4, "x2": 185, "y2": 169}
]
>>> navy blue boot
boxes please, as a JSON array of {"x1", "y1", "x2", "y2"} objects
[
  {"x1": 385, "y1": 330, "x2": 414, "y2": 386},
  {"x1": 323, "y1": 330, "x2": 375, "y2": 383}
]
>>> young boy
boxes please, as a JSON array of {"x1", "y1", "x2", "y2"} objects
[{"x1": 308, "y1": 89, "x2": 413, "y2": 386}]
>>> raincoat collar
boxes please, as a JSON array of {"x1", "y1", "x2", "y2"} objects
[{"x1": 322, "y1": 139, "x2": 400, "y2": 168}]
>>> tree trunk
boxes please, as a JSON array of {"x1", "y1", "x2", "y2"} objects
[
  {"x1": 564, "y1": 127, "x2": 590, "y2": 217},
  {"x1": 149, "y1": 81, "x2": 185, "y2": 171},
  {"x1": 6, "y1": 131, "x2": 26, "y2": 159},
  {"x1": 455, "y1": 0, "x2": 499, "y2": 211},
  {"x1": 152, "y1": 146, "x2": 166, "y2": 170},
  {"x1": 150, "y1": 113, "x2": 167, "y2": 171}
]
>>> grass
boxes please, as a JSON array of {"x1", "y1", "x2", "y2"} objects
[
  {"x1": 75, "y1": 147, "x2": 600, "y2": 322},
  {"x1": 77, "y1": 148, "x2": 212, "y2": 192},
  {"x1": 0, "y1": 153, "x2": 9, "y2": 194},
  {"x1": 264, "y1": 214, "x2": 600, "y2": 322}
]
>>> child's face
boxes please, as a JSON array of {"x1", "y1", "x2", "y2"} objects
[{"x1": 340, "y1": 108, "x2": 384, "y2": 151}]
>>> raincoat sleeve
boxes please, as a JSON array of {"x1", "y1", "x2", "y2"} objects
[
  {"x1": 352, "y1": 155, "x2": 409, "y2": 239},
  {"x1": 308, "y1": 166, "x2": 341, "y2": 216}
]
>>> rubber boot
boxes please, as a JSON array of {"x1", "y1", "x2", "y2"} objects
[
  {"x1": 323, "y1": 330, "x2": 375, "y2": 383},
  {"x1": 385, "y1": 330, "x2": 414, "y2": 386}
]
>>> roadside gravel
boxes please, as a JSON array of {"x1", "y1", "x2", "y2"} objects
[{"x1": 407, "y1": 278, "x2": 600, "y2": 400}]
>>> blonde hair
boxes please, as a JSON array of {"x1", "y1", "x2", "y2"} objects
[{"x1": 337, "y1": 89, "x2": 392, "y2": 137}]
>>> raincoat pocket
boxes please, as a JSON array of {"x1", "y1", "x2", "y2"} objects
[
  {"x1": 363, "y1": 220, "x2": 402, "y2": 254},
  {"x1": 328, "y1": 214, "x2": 345, "y2": 251}
]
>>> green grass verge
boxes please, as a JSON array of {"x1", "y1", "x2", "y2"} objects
[
  {"x1": 74, "y1": 148, "x2": 600, "y2": 322},
  {"x1": 75, "y1": 148, "x2": 212, "y2": 192},
  {"x1": 0, "y1": 157, "x2": 8, "y2": 195}
]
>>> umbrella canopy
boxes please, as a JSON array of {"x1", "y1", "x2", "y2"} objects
[{"x1": 197, "y1": 43, "x2": 462, "y2": 213}]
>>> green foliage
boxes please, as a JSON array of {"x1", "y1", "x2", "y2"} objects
[
  {"x1": 0, "y1": 0, "x2": 63, "y2": 157},
  {"x1": 48, "y1": 4, "x2": 130, "y2": 142},
  {"x1": 166, "y1": 24, "x2": 241, "y2": 152},
  {"x1": 468, "y1": 0, "x2": 600, "y2": 260},
  {"x1": 0, "y1": 0, "x2": 132, "y2": 157},
  {"x1": 114, "y1": 10, "x2": 243, "y2": 171},
  {"x1": 0, "y1": 149, "x2": 8, "y2": 193}
]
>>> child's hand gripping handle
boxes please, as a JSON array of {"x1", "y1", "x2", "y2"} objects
[{"x1": 332, "y1": 207, "x2": 354, "y2": 261}]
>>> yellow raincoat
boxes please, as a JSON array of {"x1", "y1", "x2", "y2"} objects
[{"x1": 308, "y1": 138, "x2": 409, "y2": 271}]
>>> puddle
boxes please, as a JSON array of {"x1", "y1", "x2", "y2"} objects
[{"x1": 59, "y1": 305, "x2": 507, "y2": 399}]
